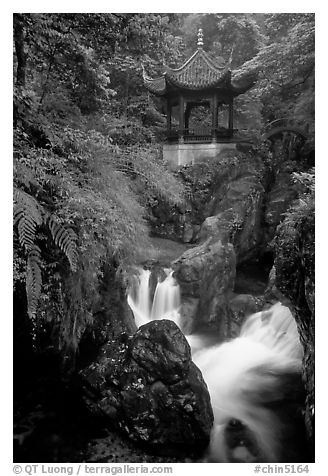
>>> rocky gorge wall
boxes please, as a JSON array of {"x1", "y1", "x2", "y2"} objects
[
  {"x1": 148, "y1": 148, "x2": 304, "y2": 334},
  {"x1": 150, "y1": 148, "x2": 300, "y2": 262},
  {"x1": 147, "y1": 146, "x2": 314, "y2": 454},
  {"x1": 76, "y1": 146, "x2": 314, "y2": 458},
  {"x1": 273, "y1": 204, "x2": 315, "y2": 457}
]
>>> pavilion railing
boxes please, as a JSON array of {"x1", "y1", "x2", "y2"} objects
[{"x1": 166, "y1": 127, "x2": 235, "y2": 143}]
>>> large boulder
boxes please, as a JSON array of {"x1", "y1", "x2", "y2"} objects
[
  {"x1": 172, "y1": 239, "x2": 236, "y2": 331},
  {"x1": 199, "y1": 209, "x2": 236, "y2": 245},
  {"x1": 197, "y1": 152, "x2": 268, "y2": 262},
  {"x1": 200, "y1": 175, "x2": 265, "y2": 262},
  {"x1": 80, "y1": 320, "x2": 213, "y2": 456}
]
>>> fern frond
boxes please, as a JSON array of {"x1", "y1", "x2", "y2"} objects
[
  {"x1": 14, "y1": 188, "x2": 43, "y2": 252},
  {"x1": 26, "y1": 246, "x2": 42, "y2": 320},
  {"x1": 47, "y1": 215, "x2": 78, "y2": 272}
]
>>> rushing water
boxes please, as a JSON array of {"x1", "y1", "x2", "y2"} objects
[
  {"x1": 127, "y1": 268, "x2": 181, "y2": 329},
  {"x1": 194, "y1": 303, "x2": 304, "y2": 462},
  {"x1": 127, "y1": 268, "x2": 305, "y2": 462}
]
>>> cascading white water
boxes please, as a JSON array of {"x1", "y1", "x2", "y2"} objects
[
  {"x1": 127, "y1": 269, "x2": 305, "y2": 462},
  {"x1": 193, "y1": 303, "x2": 304, "y2": 462},
  {"x1": 128, "y1": 267, "x2": 182, "y2": 329},
  {"x1": 150, "y1": 270, "x2": 181, "y2": 327},
  {"x1": 127, "y1": 269, "x2": 152, "y2": 328}
]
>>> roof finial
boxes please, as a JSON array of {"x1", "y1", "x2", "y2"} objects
[{"x1": 197, "y1": 28, "x2": 204, "y2": 48}]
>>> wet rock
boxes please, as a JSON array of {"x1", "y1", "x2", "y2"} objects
[
  {"x1": 273, "y1": 208, "x2": 314, "y2": 458},
  {"x1": 199, "y1": 210, "x2": 235, "y2": 244},
  {"x1": 80, "y1": 320, "x2": 213, "y2": 456},
  {"x1": 198, "y1": 154, "x2": 267, "y2": 262},
  {"x1": 173, "y1": 239, "x2": 236, "y2": 330},
  {"x1": 208, "y1": 180, "x2": 265, "y2": 262},
  {"x1": 78, "y1": 264, "x2": 136, "y2": 368},
  {"x1": 182, "y1": 222, "x2": 195, "y2": 243},
  {"x1": 264, "y1": 171, "x2": 298, "y2": 246},
  {"x1": 148, "y1": 265, "x2": 167, "y2": 302},
  {"x1": 264, "y1": 265, "x2": 292, "y2": 306},
  {"x1": 228, "y1": 294, "x2": 265, "y2": 338},
  {"x1": 178, "y1": 297, "x2": 200, "y2": 334},
  {"x1": 130, "y1": 321, "x2": 191, "y2": 384},
  {"x1": 149, "y1": 151, "x2": 268, "y2": 256}
]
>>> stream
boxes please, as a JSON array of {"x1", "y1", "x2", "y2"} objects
[
  {"x1": 14, "y1": 253, "x2": 307, "y2": 463},
  {"x1": 127, "y1": 266, "x2": 306, "y2": 462}
]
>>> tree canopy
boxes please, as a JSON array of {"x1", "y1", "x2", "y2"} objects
[{"x1": 13, "y1": 12, "x2": 315, "y2": 352}]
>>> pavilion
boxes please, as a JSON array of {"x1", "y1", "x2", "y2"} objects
[{"x1": 142, "y1": 29, "x2": 256, "y2": 167}]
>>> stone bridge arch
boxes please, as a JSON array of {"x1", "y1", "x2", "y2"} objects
[{"x1": 262, "y1": 118, "x2": 309, "y2": 160}]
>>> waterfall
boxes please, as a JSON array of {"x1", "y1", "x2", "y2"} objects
[
  {"x1": 128, "y1": 268, "x2": 305, "y2": 462},
  {"x1": 128, "y1": 267, "x2": 182, "y2": 329},
  {"x1": 193, "y1": 302, "x2": 304, "y2": 462},
  {"x1": 239, "y1": 302, "x2": 302, "y2": 360}
]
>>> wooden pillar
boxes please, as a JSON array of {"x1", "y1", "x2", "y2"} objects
[
  {"x1": 212, "y1": 93, "x2": 218, "y2": 142},
  {"x1": 229, "y1": 99, "x2": 234, "y2": 131},
  {"x1": 184, "y1": 102, "x2": 191, "y2": 130},
  {"x1": 179, "y1": 94, "x2": 184, "y2": 143}
]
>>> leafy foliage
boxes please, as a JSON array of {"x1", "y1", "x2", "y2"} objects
[
  {"x1": 14, "y1": 185, "x2": 78, "y2": 320},
  {"x1": 14, "y1": 188, "x2": 43, "y2": 251},
  {"x1": 25, "y1": 246, "x2": 42, "y2": 322},
  {"x1": 13, "y1": 13, "x2": 314, "y2": 357},
  {"x1": 282, "y1": 169, "x2": 315, "y2": 227},
  {"x1": 215, "y1": 14, "x2": 265, "y2": 67},
  {"x1": 47, "y1": 215, "x2": 78, "y2": 272},
  {"x1": 273, "y1": 168, "x2": 314, "y2": 275},
  {"x1": 13, "y1": 13, "x2": 186, "y2": 353},
  {"x1": 236, "y1": 14, "x2": 315, "y2": 140},
  {"x1": 273, "y1": 168, "x2": 314, "y2": 354}
]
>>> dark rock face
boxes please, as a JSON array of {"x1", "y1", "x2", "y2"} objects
[
  {"x1": 80, "y1": 320, "x2": 213, "y2": 456},
  {"x1": 149, "y1": 200, "x2": 198, "y2": 244},
  {"x1": 273, "y1": 209, "x2": 314, "y2": 458},
  {"x1": 150, "y1": 151, "x2": 303, "y2": 267},
  {"x1": 264, "y1": 170, "x2": 299, "y2": 246},
  {"x1": 149, "y1": 152, "x2": 268, "y2": 253},
  {"x1": 194, "y1": 153, "x2": 268, "y2": 262},
  {"x1": 77, "y1": 264, "x2": 137, "y2": 368},
  {"x1": 172, "y1": 239, "x2": 236, "y2": 330},
  {"x1": 203, "y1": 174, "x2": 266, "y2": 262}
]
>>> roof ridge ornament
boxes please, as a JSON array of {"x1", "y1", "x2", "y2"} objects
[
  {"x1": 142, "y1": 29, "x2": 257, "y2": 94},
  {"x1": 197, "y1": 28, "x2": 204, "y2": 48}
]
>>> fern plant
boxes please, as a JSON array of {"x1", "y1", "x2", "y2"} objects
[
  {"x1": 14, "y1": 186, "x2": 78, "y2": 320},
  {"x1": 46, "y1": 214, "x2": 78, "y2": 272}
]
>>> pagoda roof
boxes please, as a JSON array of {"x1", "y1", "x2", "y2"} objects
[
  {"x1": 143, "y1": 31, "x2": 256, "y2": 97},
  {"x1": 142, "y1": 67, "x2": 167, "y2": 96},
  {"x1": 164, "y1": 48, "x2": 229, "y2": 90}
]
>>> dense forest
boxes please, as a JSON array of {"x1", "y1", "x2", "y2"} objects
[{"x1": 13, "y1": 13, "x2": 315, "y2": 464}]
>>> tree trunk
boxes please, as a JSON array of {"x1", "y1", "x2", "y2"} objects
[
  {"x1": 124, "y1": 69, "x2": 130, "y2": 128},
  {"x1": 14, "y1": 14, "x2": 27, "y2": 87}
]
